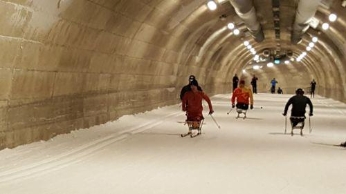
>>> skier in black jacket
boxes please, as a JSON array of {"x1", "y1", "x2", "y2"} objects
[
  {"x1": 283, "y1": 88, "x2": 313, "y2": 127},
  {"x1": 180, "y1": 75, "x2": 203, "y2": 100}
]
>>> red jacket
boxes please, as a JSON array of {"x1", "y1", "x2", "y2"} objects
[
  {"x1": 182, "y1": 91, "x2": 213, "y2": 119},
  {"x1": 231, "y1": 86, "x2": 254, "y2": 105}
]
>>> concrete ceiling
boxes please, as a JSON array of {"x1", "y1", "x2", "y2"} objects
[{"x1": 178, "y1": 0, "x2": 346, "y2": 99}]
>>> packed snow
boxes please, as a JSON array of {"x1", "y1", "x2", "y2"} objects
[{"x1": 0, "y1": 93, "x2": 345, "y2": 194}]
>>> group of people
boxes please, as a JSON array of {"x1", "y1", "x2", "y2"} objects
[
  {"x1": 178, "y1": 74, "x2": 346, "y2": 146},
  {"x1": 181, "y1": 74, "x2": 256, "y2": 124},
  {"x1": 179, "y1": 74, "x2": 346, "y2": 146},
  {"x1": 233, "y1": 74, "x2": 258, "y2": 94},
  {"x1": 180, "y1": 74, "x2": 313, "y2": 131}
]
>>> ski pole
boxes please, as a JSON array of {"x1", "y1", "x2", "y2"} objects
[
  {"x1": 227, "y1": 108, "x2": 233, "y2": 114},
  {"x1": 309, "y1": 116, "x2": 312, "y2": 133},
  {"x1": 209, "y1": 114, "x2": 221, "y2": 129},
  {"x1": 284, "y1": 115, "x2": 287, "y2": 134}
]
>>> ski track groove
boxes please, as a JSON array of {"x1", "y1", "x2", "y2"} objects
[{"x1": 0, "y1": 111, "x2": 182, "y2": 185}]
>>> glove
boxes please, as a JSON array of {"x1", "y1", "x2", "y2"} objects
[
  {"x1": 309, "y1": 113, "x2": 313, "y2": 116},
  {"x1": 282, "y1": 113, "x2": 286, "y2": 116},
  {"x1": 250, "y1": 105, "x2": 253, "y2": 109},
  {"x1": 232, "y1": 104, "x2": 235, "y2": 108},
  {"x1": 209, "y1": 110, "x2": 214, "y2": 115}
]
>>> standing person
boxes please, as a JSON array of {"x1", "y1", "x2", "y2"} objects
[
  {"x1": 182, "y1": 80, "x2": 214, "y2": 135},
  {"x1": 232, "y1": 74, "x2": 239, "y2": 92},
  {"x1": 310, "y1": 79, "x2": 316, "y2": 98},
  {"x1": 180, "y1": 75, "x2": 202, "y2": 100},
  {"x1": 282, "y1": 88, "x2": 313, "y2": 135},
  {"x1": 270, "y1": 78, "x2": 278, "y2": 94},
  {"x1": 231, "y1": 80, "x2": 254, "y2": 112},
  {"x1": 251, "y1": 75, "x2": 258, "y2": 94}
]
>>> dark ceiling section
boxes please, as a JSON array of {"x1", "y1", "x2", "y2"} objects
[
  {"x1": 291, "y1": 0, "x2": 320, "y2": 44},
  {"x1": 229, "y1": 0, "x2": 264, "y2": 42},
  {"x1": 272, "y1": 0, "x2": 280, "y2": 41}
]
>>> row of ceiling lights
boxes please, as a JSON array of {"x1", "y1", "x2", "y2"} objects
[
  {"x1": 206, "y1": 1, "x2": 260, "y2": 72},
  {"x1": 206, "y1": 0, "x2": 227, "y2": 11},
  {"x1": 207, "y1": 0, "x2": 259, "y2": 72},
  {"x1": 206, "y1": 1, "x2": 339, "y2": 70},
  {"x1": 206, "y1": 1, "x2": 242, "y2": 36},
  {"x1": 297, "y1": 13, "x2": 338, "y2": 62}
]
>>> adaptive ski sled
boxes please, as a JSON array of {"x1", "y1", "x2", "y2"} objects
[
  {"x1": 236, "y1": 108, "x2": 247, "y2": 119},
  {"x1": 285, "y1": 116, "x2": 311, "y2": 136},
  {"x1": 181, "y1": 119, "x2": 204, "y2": 138},
  {"x1": 234, "y1": 103, "x2": 249, "y2": 119}
]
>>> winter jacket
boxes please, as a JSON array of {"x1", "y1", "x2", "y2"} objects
[
  {"x1": 283, "y1": 95, "x2": 313, "y2": 117},
  {"x1": 182, "y1": 91, "x2": 213, "y2": 120},
  {"x1": 231, "y1": 86, "x2": 254, "y2": 105},
  {"x1": 251, "y1": 77, "x2": 258, "y2": 86},
  {"x1": 180, "y1": 84, "x2": 203, "y2": 100}
]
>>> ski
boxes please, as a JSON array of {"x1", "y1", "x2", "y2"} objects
[
  {"x1": 190, "y1": 132, "x2": 201, "y2": 138},
  {"x1": 181, "y1": 132, "x2": 191, "y2": 137}
]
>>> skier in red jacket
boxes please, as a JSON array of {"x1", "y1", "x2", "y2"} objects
[{"x1": 182, "y1": 80, "x2": 214, "y2": 122}]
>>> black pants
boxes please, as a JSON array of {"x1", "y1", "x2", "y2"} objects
[
  {"x1": 252, "y1": 85, "x2": 257, "y2": 94},
  {"x1": 233, "y1": 84, "x2": 237, "y2": 91},
  {"x1": 236, "y1": 103, "x2": 249, "y2": 110},
  {"x1": 271, "y1": 86, "x2": 275, "y2": 94},
  {"x1": 290, "y1": 116, "x2": 305, "y2": 127}
]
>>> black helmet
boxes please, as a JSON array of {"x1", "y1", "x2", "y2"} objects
[
  {"x1": 296, "y1": 88, "x2": 304, "y2": 95},
  {"x1": 189, "y1": 75, "x2": 196, "y2": 82}
]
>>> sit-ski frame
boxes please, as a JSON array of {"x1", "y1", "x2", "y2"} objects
[
  {"x1": 285, "y1": 116, "x2": 312, "y2": 136},
  {"x1": 181, "y1": 119, "x2": 204, "y2": 138},
  {"x1": 236, "y1": 108, "x2": 247, "y2": 119}
]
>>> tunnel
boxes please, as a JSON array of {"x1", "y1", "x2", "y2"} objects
[{"x1": 0, "y1": 0, "x2": 346, "y2": 149}]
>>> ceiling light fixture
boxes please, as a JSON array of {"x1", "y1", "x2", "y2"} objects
[
  {"x1": 227, "y1": 23, "x2": 235, "y2": 30},
  {"x1": 233, "y1": 29, "x2": 240, "y2": 35},
  {"x1": 267, "y1": 62, "x2": 274, "y2": 67},
  {"x1": 328, "y1": 13, "x2": 337, "y2": 22},
  {"x1": 312, "y1": 37, "x2": 318, "y2": 42},
  {"x1": 207, "y1": 1, "x2": 217, "y2": 11},
  {"x1": 322, "y1": 23, "x2": 330, "y2": 30}
]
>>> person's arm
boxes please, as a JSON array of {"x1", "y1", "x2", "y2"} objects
[
  {"x1": 202, "y1": 93, "x2": 214, "y2": 114},
  {"x1": 182, "y1": 93, "x2": 188, "y2": 111},
  {"x1": 231, "y1": 89, "x2": 237, "y2": 107},
  {"x1": 283, "y1": 98, "x2": 292, "y2": 115},
  {"x1": 307, "y1": 98, "x2": 313, "y2": 116},
  {"x1": 180, "y1": 86, "x2": 186, "y2": 100}
]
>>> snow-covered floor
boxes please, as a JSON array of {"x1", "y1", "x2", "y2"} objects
[{"x1": 0, "y1": 93, "x2": 345, "y2": 194}]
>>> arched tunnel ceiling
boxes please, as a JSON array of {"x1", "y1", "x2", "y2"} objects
[
  {"x1": 196, "y1": 0, "x2": 341, "y2": 66},
  {"x1": 184, "y1": 0, "x2": 346, "y2": 98}
]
